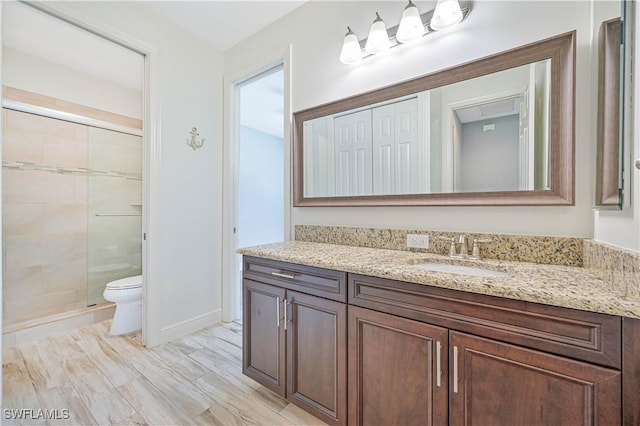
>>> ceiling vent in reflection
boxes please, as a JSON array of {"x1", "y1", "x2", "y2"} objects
[{"x1": 454, "y1": 95, "x2": 522, "y2": 123}]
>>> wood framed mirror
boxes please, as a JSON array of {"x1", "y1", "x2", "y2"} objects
[
  {"x1": 293, "y1": 31, "x2": 575, "y2": 207},
  {"x1": 596, "y1": 17, "x2": 623, "y2": 208}
]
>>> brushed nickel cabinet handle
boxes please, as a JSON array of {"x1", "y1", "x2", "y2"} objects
[
  {"x1": 276, "y1": 297, "x2": 280, "y2": 327},
  {"x1": 283, "y1": 298, "x2": 288, "y2": 330},
  {"x1": 271, "y1": 272, "x2": 296, "y2": 280},
  {"x1": 436, "y1": 341, "x2": 442, "y2": 387},
  {"x1": 453, "y1": 345, "x2": 459, "y2": 394}
]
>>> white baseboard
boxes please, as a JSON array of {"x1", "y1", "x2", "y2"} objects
[{"x1": 158, "y1": 308, "x2": 222, "y2": 345}]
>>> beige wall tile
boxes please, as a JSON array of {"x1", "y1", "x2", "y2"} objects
[
  {"x1": 5, "y1": 234, "x2": 46, "y2": 268},
  {"x1": 89, "y1": 128, "x2": 141, "y2": 174},
  {"x1": 42, "y1": 204, "x2": 87, "y2": 235},
  {"x1": 3, "y1": 129, "x2": 44, "y2": 163},
  {"x1": 42, "y1": 233, "x2": 87, "y2": 264},
  {"x1": 5, "y1": 169, "x2": 82, "y2": 204},
  {"x1": 43, "y1": 136, "x2": 87, "y2": 169},
  {"x1": 3, "y1": 203, "x2": 43, "y2": 236}
]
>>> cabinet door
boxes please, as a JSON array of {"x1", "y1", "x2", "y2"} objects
[
  {"x1": 450, "y1": 331, "x2": 621, "y2": 425},
  {"x1": 242, "y1": 279, "x2": 286, "y2": 396},
  {"x1": 287, "y1": 291, "x2": 347, "y2": 426},
  {"x1": 348, "y1": 305, "x2": 448, "y2": 426}
]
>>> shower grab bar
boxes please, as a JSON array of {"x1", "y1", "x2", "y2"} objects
[{"x1": 95, "y1": 213, "x2": 142, "y2": 217}]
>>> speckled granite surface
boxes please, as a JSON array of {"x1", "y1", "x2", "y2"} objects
[
  {"x1": 295, "y1": 225, "x2": 583, "y2": 267},
  {"x1": 238, "y1": 241, "x2": 640, "y2": 319},
  {"x1": 585, "y1": 240, "x2": 640, "y2": 299}
]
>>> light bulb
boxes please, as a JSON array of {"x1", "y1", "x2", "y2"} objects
[
  {"x1": 396, "y1": 1, "x2": 425, "y2": 43},
  {"x1": 339, "y1": 27, "x2": 363, "y2": 64},
  {"x1": 431, "y1": 0, "x2": 463, "y2": 31},
  {"x1": 364, "y1": 12, "x2": 390, "y2": 54}
]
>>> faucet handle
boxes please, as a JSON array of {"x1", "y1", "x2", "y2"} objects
[
  {"x1": 470, "y1": 238, "x2": 493, "y2": 260},
  {"x1": 438, "y1": 236, "x2": 457, "y2": 257}
]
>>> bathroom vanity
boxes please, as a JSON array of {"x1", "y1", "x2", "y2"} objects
[{"x1": 239, "y1": 241, "x2": 640, "y2": 426}]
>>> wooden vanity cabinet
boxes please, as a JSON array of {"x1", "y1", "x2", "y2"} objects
[
  {"x1": 349, "y1": 274, "x2": 623, "y2": 425},
  {"x1": 348, "y1": 305, "x2": 448, "y2": 426},
  {"x1": 243, "y1": 257, "x2": 636, "y2": 425},
  {"x1": 242, "y1": 257, "x2": 347, "y2": 426},
  {"x1": 450, "y1": 331, "x2": 620, "y2": 425}
]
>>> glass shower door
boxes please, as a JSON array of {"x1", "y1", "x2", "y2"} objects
[{"x1": 87, "y1": 126, "x2": 142, "y2": 305}]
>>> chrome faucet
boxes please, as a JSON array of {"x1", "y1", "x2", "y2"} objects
[
  {"x1": 439, "y1": 234, "x2": 470, "y2": 259},
  {"x1": 439, "y1": 234, "x2": 492, "y2": 260},
  {"x1": 457, "y1": 234, "x2": 469, "y2": 258}
]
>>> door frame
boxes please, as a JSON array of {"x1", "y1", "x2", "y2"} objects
[
  {"x1": 13, "y1": 2, "x2": 163, "y2": 347},
  {"x1": 222, "y1": 46, "x2": 293, "y2": 322}
]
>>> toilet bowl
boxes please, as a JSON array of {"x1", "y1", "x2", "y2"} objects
[{"x1": 103, "y1": 275, "x2": 143, "y2": 336}]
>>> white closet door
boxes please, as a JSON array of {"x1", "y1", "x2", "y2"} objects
[
  {"x1": 372, "y1": 98, "x2": 419, "y2": 195},
  {"x1": 303, "y1": 117, "x2": 334, "y2": 197},
  {"x1": 334, "y1": 109, "x2": 372, "y2": 196}
]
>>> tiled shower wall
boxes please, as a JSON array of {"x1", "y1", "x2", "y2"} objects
[
  {"x1": 3, "y1": 109, "x2": 89, "y2": 325},
  {"x1": 2, "y1": 108, "x2": 142, "y2": 326}
]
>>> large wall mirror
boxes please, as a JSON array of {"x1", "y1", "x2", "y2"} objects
[
  {"x1": 595, "y1": 0, "x2": 633, "y2": 209},
  {"x1": 293, "y1": 31, "x2": 575, "y2": 207}
]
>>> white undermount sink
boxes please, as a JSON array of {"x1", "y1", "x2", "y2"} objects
[{"x1": 413, "y1": 262, "x2": 508, "y2": 278}]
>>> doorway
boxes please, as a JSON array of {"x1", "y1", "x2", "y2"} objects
[
  {"x1": 1, "y1": 1, "x2": 148, "y2": 345},
  {"x1": 233, "y1": 65, "x2": 286, "y2": 319}
]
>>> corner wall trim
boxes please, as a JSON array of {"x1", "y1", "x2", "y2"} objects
[{"x1": 158, "y1": 309, "x2": 222, "y2": 346}]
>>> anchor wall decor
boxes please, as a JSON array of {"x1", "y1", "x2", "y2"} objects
[{"x1": 187, "y1": 127, "x2": 205, "y2": 150}]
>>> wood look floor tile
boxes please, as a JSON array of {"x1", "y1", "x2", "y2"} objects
[
  {"x1": 2, "y1": 349, "x2": 43, "y2": 418},
  {"x1": 62, "y1": 355, "x2": 136, "y2": 424},
  {"x1": 74, "y1": 334, "x2": 141, "y2": 388},
  {"x1": 17, "y1": 341, "x2": 66, "y2": 391},
  {"x1": 116, "y1": 377, "x2": 194, "y2": 425},
  {"x1": 194, "y1": 372, "x2": 294, "y2": 425},
  {"x1": 36, "y1": 385, "x2": 98, "y2": 425},
  {"x1": 3, "y1": 321, "x2": 324, "y2": 426},
  {"x1": 167, "y1": 335, "x2": 207, "y2": 355},
  {"x1": 150, "y1": 341, "x2": 209, "y2": 382},
  {"x1": 280, "y1": 403, "x2": 330, "y2": 426}
]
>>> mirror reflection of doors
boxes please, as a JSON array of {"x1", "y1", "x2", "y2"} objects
[
  {"x1": 305, "y1": 95, "x2": 426, "y2": 197},
  {"x1": 303, "y1": 59, "x2": 551, "y2": 198}
]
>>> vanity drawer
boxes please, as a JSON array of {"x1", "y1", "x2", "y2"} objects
[
  {"x1": 348, "y1": 274, "x2": 622, "y2": 368},
  {"x1": 243, "y1": 256, "x2": 347, "y2": 302}
]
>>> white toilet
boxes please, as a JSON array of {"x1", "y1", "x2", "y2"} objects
[{"x1": 103, "y1": 275, "x2": 143, "y2": 336}]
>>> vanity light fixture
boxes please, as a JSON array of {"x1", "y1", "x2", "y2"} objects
[
  {"x1": 431, "y1": 0, "x2": 463, "y2": 30},
  {"x1": 396, "y1": 1, "x2": 425, "y2": 43},
  {"x1": 364, "y1": 13, "x2": 391, "y2": 54},
  {"x1": 339, "y1": 0, "x2": 470, "y2": 64},
  {"x1": 339, "y1": 27, "x2": 364, "y2": 64}
]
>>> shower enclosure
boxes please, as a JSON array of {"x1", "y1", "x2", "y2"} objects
[{"x1": 2, "y1": 107, "x2": 142, "y2": 327}]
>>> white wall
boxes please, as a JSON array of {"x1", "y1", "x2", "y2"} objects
[
  {"x1": 3, "y1": 47, "x2": 142, "y2": 119},
  {"x1": 37, "y1": 2, "x2": 225, "y2": 344},
  {"x1": 225, "y1": 1, "x2": 606, "y2": 238}
]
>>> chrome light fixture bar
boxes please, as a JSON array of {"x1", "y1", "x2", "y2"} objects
[{"x1": 340, "y1": 0, "x2": 471, "y2": 64}]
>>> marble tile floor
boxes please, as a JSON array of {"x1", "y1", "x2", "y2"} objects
[{"x1": 2, "y1": 320, "x2": 327, "y2": 426}]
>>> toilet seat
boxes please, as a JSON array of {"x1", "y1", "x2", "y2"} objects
[{"x1": 106, "y1": 275, "x2": 142, "y2": 290}]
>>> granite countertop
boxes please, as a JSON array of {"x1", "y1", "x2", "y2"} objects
[{"x1": 238, "y1": 241, "x2": 640, "y2": 319}]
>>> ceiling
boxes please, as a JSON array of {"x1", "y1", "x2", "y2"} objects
[
  {"x1": 3, "y1": 1, "x2": 298, "y2": 138},
  {"x1": 135, "y1": 1, "x2": 306, "y2": 51}
]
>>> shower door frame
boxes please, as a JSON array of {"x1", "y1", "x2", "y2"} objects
[{"x1": 3, "y1": 2, "x2": 163, "y2": 348}]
